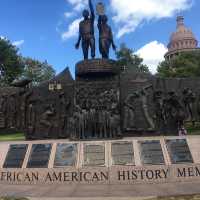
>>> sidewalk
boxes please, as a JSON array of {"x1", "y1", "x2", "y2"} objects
[
  {"x1": 28, "y1": 196, "x2": 200, "y2": 200},
  {"x1": 29, "y1": 198, "x2": 154, "y2": 200},
  {"x1": 1, "y1": 181, "x2": 200, "y2": 198}
]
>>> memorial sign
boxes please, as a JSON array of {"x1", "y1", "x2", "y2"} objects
[
  {"x1": 139, "y1": 140, "x2": 165, "y2": 165},
  {"x1": 84, "y1": 144, "x2": 105, "y2": 166},
  {"x1": 166, "y1": 139, "x2": 193, "y2": 164},
  {"x1": 27, "y1": 144, "x2": 52, "y2": 168},
  {"x1": 54, "y1": 143, "x2": 77, "y2": 167},
  {"x1": 0, "y1": 137, "x2": 200, "y2": 187},
  {"x1": 3, "y1": 144, "x2": 28, "y2": 168},
  {"x1": 111, "y1": 142, "x2": 134, "y2": 165}
]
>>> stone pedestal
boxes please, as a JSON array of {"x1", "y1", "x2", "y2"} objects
[{"x1": 76, "y1": 59, "x2": 120, "y2": 78}]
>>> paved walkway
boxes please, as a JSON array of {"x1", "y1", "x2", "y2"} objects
[
  {"x1": 1, "y1": 196, "x2": 200, "y2": 200},
  {"x1": 29, "y1": 197, "x2": 200, "y2": 200},
  {"x1": 29, "y1": 198, "x2": 154, "y2": 200},
  {"x1": 1, "y1": 181, "x2": 200, "y2": 198}
]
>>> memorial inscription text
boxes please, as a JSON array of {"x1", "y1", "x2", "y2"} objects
[{"x1": 1, "y1": 166, "x2": 200, "y2": 184}]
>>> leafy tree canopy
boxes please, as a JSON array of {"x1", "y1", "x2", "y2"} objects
[
  {"x1": 21, "y1": 58, "x2": 55, "y2": 86},
  {"x1": 157, "y1": 50, "x2": 200, "y2": 78},
  {"x1": 0, "y1": 38, "x2": 56, "y2": 86},
  {"x1": 116, "y1": 43, "x2": 150, "y2": 74},
  {"x1": 0, "y1": 38, "x2": 24, "y2": 86}
]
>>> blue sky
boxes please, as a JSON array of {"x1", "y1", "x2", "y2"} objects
[{"x1": 0, "y1": 0, "x2": 200, "y2": 76}]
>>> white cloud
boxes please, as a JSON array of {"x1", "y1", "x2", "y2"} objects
[
  {"x1": 110, "y1": 0, "x2": 193, "y2": 38},
  {"x1": 0, "y1": 35, "x2": 6, "y2": 40},
  {"x1": 62, "y1": 0, "x2": 89, "y2": 40},
  {"x1": 12, "y1": 40, "x2": 25, "y2": 47},
  {"x1": 62, "y1": 0, "x2": 193, "y2": 39},
  {"x1": 136, "y1": 41, "x2": 168, "y2": 74},
  {"x1": 62, "y1": 18, "x2": 82, "y2": 40},
  {"x1": 66, "y1": 0, "x2": 87, "y2": 11},
  {"x1": 0, "y1": 36, "x2": 25, "y2": 47},
  {"x1": 64, "y1": 12, "x2": 74, "y2": 19}
]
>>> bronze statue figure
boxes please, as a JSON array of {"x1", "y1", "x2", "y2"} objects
[
  {"x1": 40, "y1": 104, "x2": 56, "y2": 138},
  {"x1": 75, "y1": 0, "x2": 95, "y2": 60},
  {"x1": 182, "y1": 88, "x2": 196, "y2": 124},
  {"x1": 0, "y1": 95, "x2": 7, "y2": 128},
  {"x1": 98, "y1": 15, "x2": 116, "y2": 59}
]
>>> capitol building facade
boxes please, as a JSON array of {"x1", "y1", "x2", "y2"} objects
[{"x1": 165, "y1": 16, "x2": 199, "y2": 60}]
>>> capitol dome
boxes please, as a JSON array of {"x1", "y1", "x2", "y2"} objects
[{"x1": 165, "y1": 16, "x2": 199, "y2": 60}]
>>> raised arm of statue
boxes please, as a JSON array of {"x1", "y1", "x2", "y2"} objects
[
  {"x1": 75, "y1": 24, "x2": 81, "y2": 49},
  {"x1": 110, "y1": 29, "x2": 116, "y2": 50},
  {"x1": 89, "y1": 0, "x2": 95, "y2": 21},
  {"x1": 97, "y1": 15, "x2": 102, "y2": 30}
]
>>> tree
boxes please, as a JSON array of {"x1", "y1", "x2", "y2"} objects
[
  {"x1": 0, "y1": 38, "x2": 24, "y2": 86},
  {"x1": 116, "y1": 43, "x2": 150, "y2": 73},
  {"x1": 157, "y1": 50, "x2": 200, "y2": 78},
  {"x1": 21, "y1": 58, "x2": 56, "y2": 86}
]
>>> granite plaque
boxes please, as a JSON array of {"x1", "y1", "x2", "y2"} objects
[
  {"x1": 111, "y1": 142, "x2": 134, "y2": 165},
  {"x1": 139, "y1": 140, "x2": 165, "y2": 165},
  {"x1": 84, "y1": 144, "x2": 105, "y2": 166},
  {"x1": 3, "y1": 144, "x2": 28, "y2": 168},
  {"x1": 27, "y1": 144, "x2": 52, "y2": 168},
  {"x1": 166, "y1": 139, "x2": 193, "y2": 164},
  {"x1": 54, "y1": 143, "x2": 77, "y2": 167}
]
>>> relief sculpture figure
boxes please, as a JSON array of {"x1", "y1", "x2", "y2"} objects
[
  {"x1": 165, "y1": 91, "x2": 186, "y2": 130},
  {"x1": 40, "y1": 104, "x2": 56, "y2": 138},
  {"x1": 7, "y1": 94, "x2": 17, "y2": 129},
  {"x1": 182, "y1": 88, "x2": 196, "y2": 124},
  {"x1": 123, "y1": 92, "x2": 140, "y2": 130},
  {"x1": 59, "y1": 92, "x2": 71, "y2": 138},
  {"x1": 153, "y1": 90, "x2": 166, "y2": 129},
  {"x1": 0, "y1": 95, "x2": 7, "y2": 128},
  {"x1": 141, "y1": 85, "x2": 155, "y2": 130},
  {"x1": 74, "y1": 85, "x2": 120, "y2": 139}
]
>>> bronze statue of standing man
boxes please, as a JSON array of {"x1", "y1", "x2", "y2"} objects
[
  {"x1": 75, "y1": 0, "x2": 95, "y2": 60},
  {"x1": 98, "y1": 14, "x2": 116, "y2": 59},
  {"x1": 96, "y1": 2, "x2": 116, "y2": 59}
]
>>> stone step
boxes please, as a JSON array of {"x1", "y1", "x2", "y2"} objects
[{"x1": 29, "y1": 197, "x2": 154, "y2": 200}]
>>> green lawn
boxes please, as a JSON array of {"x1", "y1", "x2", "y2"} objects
[
  {"x1": 0, "y1": 123, "x2": 200, "y2": 142},
  {"x1": 186, "y1": 122, "x2": 200, "y2": 135},
  {"x1": 0, "y1": 133, "x2": 25, "y2": 142}
]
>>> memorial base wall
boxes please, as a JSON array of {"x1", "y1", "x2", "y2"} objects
[{"x1": 0, "y1": 136, "x2": 200, "y2": 186}]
